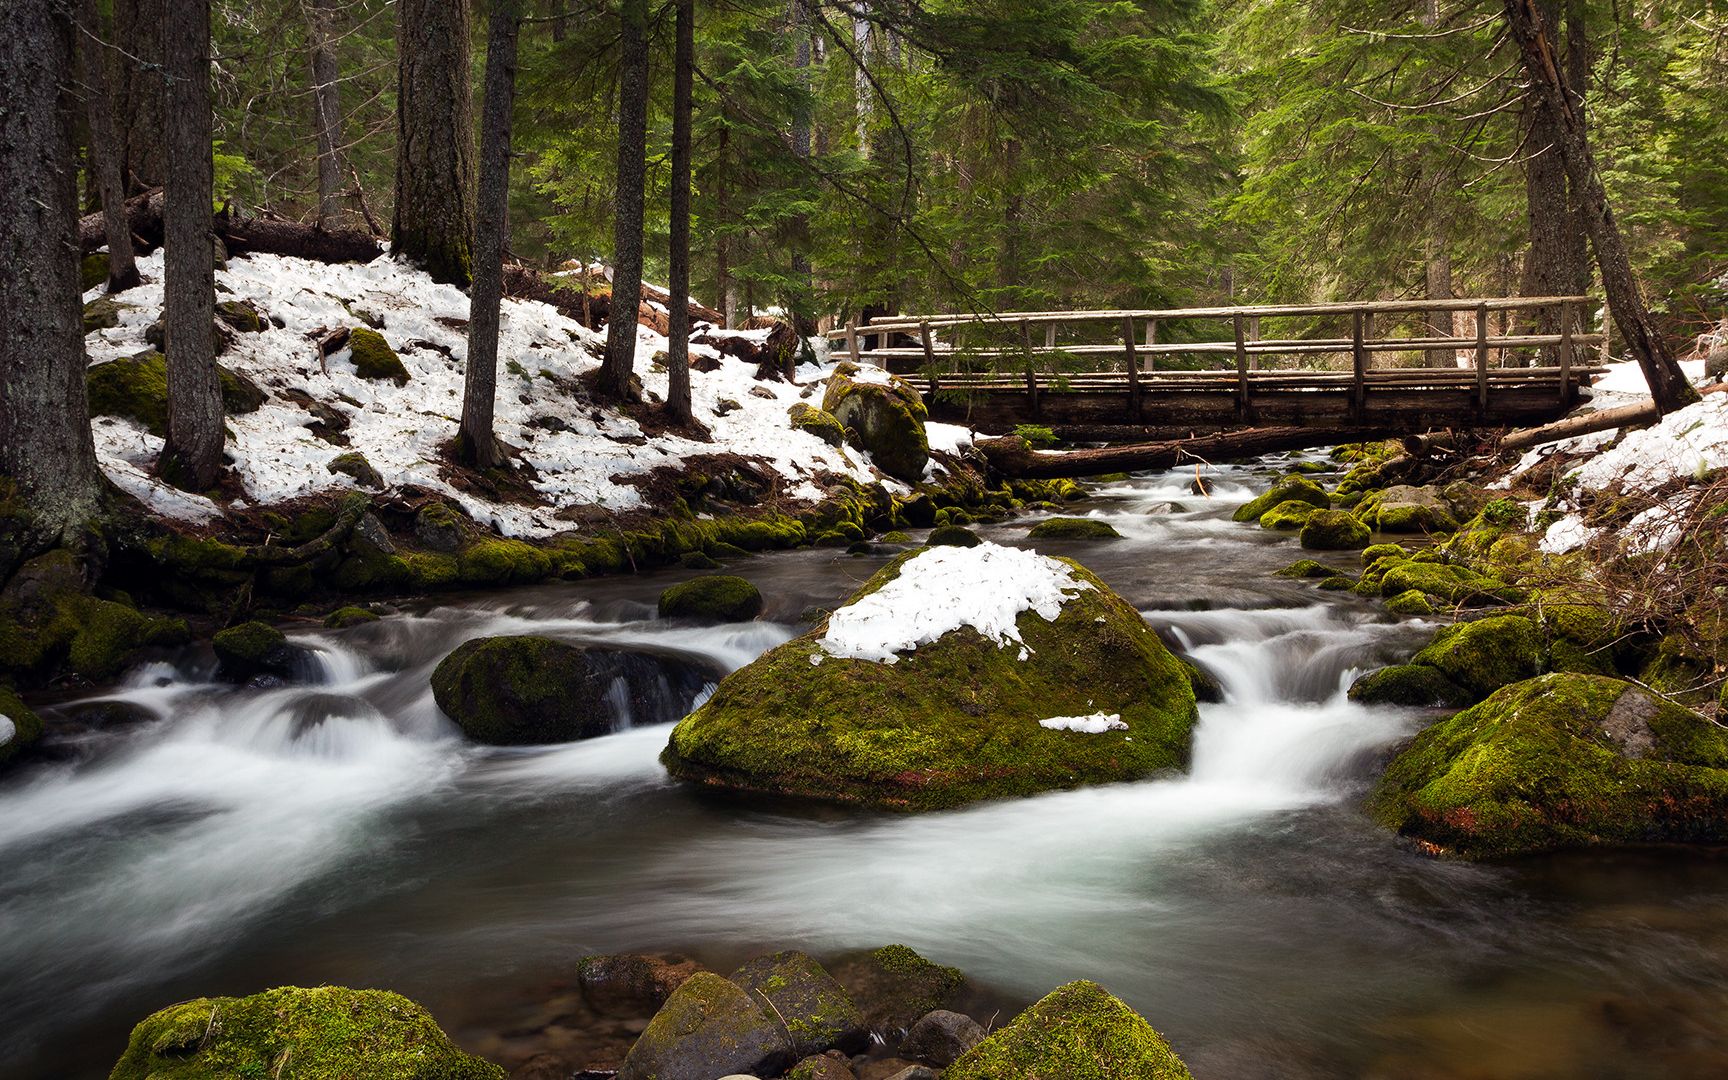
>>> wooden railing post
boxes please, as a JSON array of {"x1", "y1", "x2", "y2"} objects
[
  {"x1": 1233, "y1": 312, "x2": 1250, "y2": 417},
  {"x1": 845, "y1": 319, "x2": 861, "y2": 365},
  {"x1": 1351, "y1": 311, "x2": 1367, "y2": 421},
  {"x1": 1247, "y1": 315, "x2": 1261, "y2": 371},
  {"x1": 1558, "y1": 299, "x2": 1575, "y2": 406},
  {"x1": 1021, "y1": 318, "x2": 1040, "y2": 420},
  {"x1": 1474, "y1": 302, "x2": 1490, "y2": 413},
  {"x1": 1123, "y1": 316, "x2": 1142, "y2": 423},
  {"x1": 920, "y1": 320, "x2": 938, "y2": 396},
  {"x1": 1044, "y1": 322, "x2": 1057, "y2": 350},
  {"x1": 1144, "y1": 318, "x2": 1158, "y2": 372}
]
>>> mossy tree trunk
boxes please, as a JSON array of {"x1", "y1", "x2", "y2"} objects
[
  {"x1": 0, "y1": 0, "x2": 108, "y2": 544},
  {"x1": 77, "y1": 0, "x2": 142, "y2": 293},
  {"x1": 459, "y1": 0, "x2": 521, "y2": 467},
  {"x1": 158, "y1": 0, "x2": 225, "y2": 492},
  {"x1": 598, "y1": 0, "x2": 651, "y2": 399},
  {"x1": 392, "y1": 0, "x2": 475, "y2": 287},
  {"x1": 665, "y1": 0, "x2": 695, "y2": 423},
  {"x1": 304, "y1": 0, "x2": 346, "y2": 231}
]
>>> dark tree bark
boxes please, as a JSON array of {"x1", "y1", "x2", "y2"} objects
[
  {"x1": 158, "y1": 0, "x2": 224, "y2": 491},
  {"x1": 392, "y1": 0, "x2": 475, "y2": 286},
  {"x1": 1519, "y1": 0, "x2": 1589, "y2": 359},
  {"x1": 1503, "y1": 0, "x2": 1697, "y2": 414},
  {"x1": 303, "y1": 0, "x2": 345, "y2": 230},
  {"x1": 665, "y1": 0, "x2": 695, "y2": 423},
  {"x1": 77, "y1": 0, "x2": 142, "y2": 292},
  {"x1": 786, "y1": 0, "x2": 814, "y2": 336},
  {"x1": 1, "y1": 0, "x2": 107, "y2": 542},
  {"x1": 459, "y1": 0, "x2": 522, "y2": 468},
  {"x1": 598, "y1": 0, "x2": 651, "y2": 398},
  {"x1": 111, "y1": 0, "x2": 165, "y2": 192}
]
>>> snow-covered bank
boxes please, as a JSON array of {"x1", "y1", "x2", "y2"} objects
[{"x1": 83, "y1": 252, "x2": 893, "y2": 537}]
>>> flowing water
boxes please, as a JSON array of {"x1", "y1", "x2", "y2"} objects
[{"x1": 7, "y1": 460, "x2": 1728, "y2": 1079}]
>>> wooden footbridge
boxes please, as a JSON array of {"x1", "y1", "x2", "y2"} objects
[{"x1": 827, "y1": 296, "x2": 1605, "y2": 435}]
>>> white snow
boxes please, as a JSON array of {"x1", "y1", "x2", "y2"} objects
[
  {"x1": 0, "y1": 715, "x2": 14, "y2": 748},
  {"x1": 925, "y1": 422, "x2": 975, "y2": 455},
  {"x1": 817, "y1": 541, "x2": 1094, "y2": 664},
  {"x1": 1038, "y1": 712, "x2": 1126, "y2": 734},
  {"x1": 848, "y1": 364, "x2": 897, "y2": 385},
  {"x1": 83, "y1": 251, "x2": 889, "y2": 536},
  {"x1": 1566, "y1": 394, "x2": 1728, "y2": 492},
  {"x1": 1538, "y1": 515, "x2": 1599, "y2": 554}
]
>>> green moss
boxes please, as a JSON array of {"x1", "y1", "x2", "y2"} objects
[
  {"x1": 617, "y1": 971, "x2": 788, "y2": 1080},
  {"x1": 215, "y1": 299, "x2": 266, "y2": 332},
  {"x1": 1299, "y1": 509, "x2": 1370, "y2": 550},
  {"x1": 1348, "y1": 664, "x2": 1472, "y2": 708},
  {"x1": 1385, "y1": 589, "x2": 1435, "y2": 616},
  {"x1": 324, "y1": 606, "x2": 380, "y2": 629},
  {"x1": 0, "y1": 685, "x2": 45, "y2": 768},
  {"x1": 348, "y1": 327, "x2": 409, "y2": 384},
  {"x1": 1232, "y1": 475, "x2": 1329, "y2": 524},
  {"x1": 1258, "y1": 499, "x2": 1321, "y2": 530},
  {"x1": 880, "y1": 530, "x2": 913, "y2": 543},
  {"x1": 730, "y1": 951, "x2": 863, "y2": 1058},
  {"x1": 1317, "y1": 574, "x2": 1356, "y2": 590},
  {"x1": 1379, "y1": 561, "x2": 1510, "y2": 606},
  {"x1": 458, "y1": 538, "x2": 552, "y2": 587},
  {"x1": 1361, "y1": 542, "x2": 1408, "y2": 566},
  {"x1": 83, "y1": 295, "x2": 130, "y2": 332},
  {"x1": 680, "y1": 550, "x2": 722, "y2": 570},
  {"x1": 1355, "y1": 486, "x2": 1460, "y2": 534},
  {"x1": 87, "y1": 352, "x2": 263, "y2": 437},
  {"x1": 1411, "y1": 615, "x2": 1545, "y2": 699},
  {"x1": 81, "y1": 252, "x2": 111, "y2": 291},
  {"x1": 829, "y1": 945, "x2": 966, "y2": 1033},
  {"x1": 431, "y1": 635, "x2": 630, "y2": 744},
  {"x1": 326, "y1": 451, "x2": 383, "y2": 489},
  {"x1": 788, "y1": 402, "x2": 846, "y2": 448},
  {"x1": 108, "y1": 985, "x2": 503, "y2": 1080},
  {"x1": 1367, "y1": 674, "x2": 1728, "y2": 858},
  {"x1": 1274, "y1": 559, "x2": 1339, "y2": 579},
  {"x1": 946, "y1": 980, "x2": 1194, "y2": 1080},
  {"x1": 403, "y1": 551, "x2": 461, "y2": 590},
  {"x1": 213, "y1": 620, "x2": 286, "y2": 666},
  {"x1": 659, "y1": 575, "x2": 764, "y2": 622},
  {"x1": 662, "y1": 553, "x2": 1198, "y2": 811},
  {"x1": 1027, "y1": 517, "x2": 1122, "y2": 540},
  {"x1": 928, "y1": 525, "x2": 982, "y2": 548}
]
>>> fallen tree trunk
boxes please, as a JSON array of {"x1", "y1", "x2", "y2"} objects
[
  {"x1": 1498, "y1": 402, "x2": 1659, "y2": 453},
  {"x1": 79, "y1": 189, "x2": 162, "y2": 251},
  {"x1": 977, "y1": 426, "x2": 1405, "y2": 480},
  {"x1": 80, "y1": 193, "x2": 384, "y2": 263}
]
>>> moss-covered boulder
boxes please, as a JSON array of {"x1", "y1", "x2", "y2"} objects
[
  {"x1": 211, "y1": 620, "x2": 303, "y2": 682},
  {"x1": 1355, "y1": 485, "x2": 1459, "y2": 533},
  {"x1": 1379, "y1": 560, "x2": 1511, "y2": 606},
  {"x1": 108, "y1": 985, "x2": 503, "y2": 1080},
  {"x1": 658, "y1": 574, "x2": 763, "y2": 622},
  {"x1": 1410, "y1": 615, "x2": 1544, "y2": 698},
  {"x1": 828, "y1": 945, "x2": 966, "y2": 1033},
  {"x1": 1259, "y1": 499, "x2": 1321, "y2": 531},
  {"x1": 822, "y1": 365, "x2": 929, "y2": 483},
  {"x1": 945, "y1": 980, "x2": 1194, "y2": 1080},
  {"x1": 1367, "y1": 674, "x2": 1728, "y2": 858},
  {"x1": 1232, "y1": 475, "x2": 1329, "y2": 524},
  {"x1": 617, "y1": 972, "x2": 791, "y2": 1080},
  {"x1": 327, "y1": 451, "x2": 383, "y2": 489},
  {"x1": 1274, "y1": 558, "x2": 1339, "y2": 579},
  {"x1": 215, "y1": 299, "x2": 267, "y2": 332},
  {"x1": 0, "y1": 685, "x2": 44, "y2": 768},
  {"x1": 81, "y1": 252, "x2": 111, "y2": 291},
  {"x1": 323, "y1": 606, "x2": 380, "y2": 629},
  {"x1": 1027, "y1": 517, "x2": 1122, "y2": 540},
  {"x1": 1384, "y1": 589, "x2": 1435, "y2": 617},
  {"x1": 458, "y1": 538, "x2": 552, "y2": 586},
  {"x1": 662, "y1": 543, "x2": 1197, "y2": 810},
  {"x1": 83, "y1": 295, "x2": 130, "y2": 332},
  {"x1": 927, "y1": 524, "x2": 981, "y2": 548},
  {"x1": 1361, "y1": 542, "x2": 1407, "y2": 566},
  {"x1": 86, "y1": 352, "x2": 264, "y2": 436},
  {"x1": 432, "y1": 634, "x2": 712, "y2": 744},
  {"x1": 1348, "y1": 663, "x2": 1473, "y2": 708},
  {"x1": 348, "y1": 327, "x2": 409, "y2": 384},
  {"x1": 1299, "y1": 509, "x2": 1370, "y2": 550},
  {"x1": 730, "y1": 951, "x2": 866, "y2": 1059},
  {"x1": 789, "y1": 402, "x2": 846, "y2": 448}
]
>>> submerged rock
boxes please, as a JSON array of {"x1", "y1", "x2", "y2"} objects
[
  {"x1": 1368, "y1": 673, "x2": 1728, "y2": 858},
  {"x1": 731, "y1": 950, "x2": 866, "y2": 1058},
  {"x1": 618, "y1": 971, "x2": 791, "y2": 1080},
  {"x1": 108, "y1": 985, "x2": 503, "y2": 1080},
  {"x1": 945, "y1": 980, "x2": 1194, "y2": 1080},
  {"x1": 579, "y1": 953, "x2": 704, "y2": 1017},
  {"x1": 431, "y1": 634, "x2": 713, "y2": 744},
  {"x1": 901, "y1": 1009, "x2": 986, "y2": 1066},
  {"x1": 1026, "y1": 517, "x2": 1122, "y2": 540},
  {"x1": 662, "y1": 543, "x2": 1198, "y2": 810},
  {"x1": 822, "y1": 365, "x2": 930, "y2": 483},
  {"x1": 658, "y1": 574, "x2": 764, "y2": 622}
]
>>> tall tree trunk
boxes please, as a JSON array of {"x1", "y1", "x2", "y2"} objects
[
  {"x1": 303, "y1": 0, "x2": 345, "y2": 231},
  {"x1": 459, "y1": 0, "x2": 521, "y2": 469},
  {"x1": 1, "y1": 0, "x2": 107, "y2": 542},
  {"x1": 1503, "y1": 0, "x2": 1697, "y2": 413},
  {"x1": 112, "y1": 0, "x2": 165, "y2": 193},
  {"x1": 1561, "y1": 0, "x2": 1593, "y2": 298},
  {"x1": 78, "y1": 0, "x2": 142, "y2": 293},
  {"x1": 1519, "y1": 0, "x2": 1588, "y2": 362},
  {"x1": 1424, "y1": 242, "x2": 1461, "y2": 366},
  {"x1": 853, "y1": 11, "x2": 871, "y2": 156},
  {"x1": 787, "y1": 0, "x2": 814, "y2": 335},
  {"x1": 998, "y1": 136, "x2": 1024, "y2": 299},
  {"x1": 158, "y1": 0, "x2": 224, "y2": 491},
  {"x1": 665, "y1": 0, "x2": 695, "y2": 423},
  {"x1": 392, "y1": 0, "x2": 475, "y2": 286},
  {"x1": 598, "y1": 0, "x2": 651, "y2": 399}
]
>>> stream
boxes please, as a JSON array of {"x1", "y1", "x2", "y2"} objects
[{"x1": 7, "y1": 460, "x2": 1728, "y2": 1079}]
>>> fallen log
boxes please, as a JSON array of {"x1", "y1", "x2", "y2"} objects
[
  {"x1": 79, "y1": 193, "x2": 384, "y2": 263},
  {"x1": 1497, "y1": 401, "x2": 1660, "y2": 453},
  {"x1": 976, "y1": 425, "x2": 1406, "y2": 480},
  {"x1": 79, "y1": 189, "x2": 162, "y2": 251}
]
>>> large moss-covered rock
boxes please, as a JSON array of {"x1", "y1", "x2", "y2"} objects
[
  {"x1": 1379, "y1": 560, "x2": 1511, "y2": 605},
  {"x1": 662, "y1": 544, "x2": 1198, "y2": 810},
  {"x1": 945, "y1": 980, "x2": 1194, "y2": 1080},
  {"x1": 1410, "y1": 615, "x2": 1544, "y2": 698},
  {"x1": 1298, "y1": 509, "x2": 1370, "y2": 550},
  {"x1": 658, "y1": 574, "x2": 763, "y2": 622},
  {"x1": 1367, "y1": 674, "x2": 1728, "y2": 858},
  {"x1": 1348, "y1": 663, "x2": 1473, "y2": 708},
  {"x1": 83, "y1": 295, "x2": 130, "y2": 332},
  {"x1": 1232, "y1": 475, "x2": 1329, "y2": 524},
  {"x1": 212, "y1": 620, "x2": 302, "y2": 681},
  {"x1": 1274, "y1": 558, "x2": 1340, "y2": 579},
  {"x1": 822, "y1": 366, "x2": 929, "y2": 483},
  {"x1": 0, "y1": 685, "x2": 44, "y2": 768},
  {"x1": 348, "y1": 326, "x2": 409, "y2": 383},
  {"x1": 108, "y1": 985, "x2": 503, "y2": 1080},
  {"x1": 828, "y1": 945, "x2": 966, "y2": 1033},
  {"x1": 618, "y1": 972, "x2": 791, "y2": 1080},
  {"x1": 87, "y1": 352, "x2": 264, "y2": 436},
  {"x1": 1354, "y1": 485, "x2": 1459, "y2": 533},
  {"x1": 1258, "y1": 499, "x2": 1321, "y2": 531},
  {"x1": 431, "y1": 634, "x2": 712, "y2": 744},
  {"x1": 927, "y1": 524, "x2": 981, "y2": 548},
  {"x1": 0, "y1": 550, "x2": 189, "y2": 684},
  {"x1": 789, "y1": 402, "x2": 846, "y2": 447},
  {"x1": 1027, "y1": 517, "x2": 1122, "y2": 540},
  {"x1": 730, "y1": 951, "x2": 866, "y2": 1058}
]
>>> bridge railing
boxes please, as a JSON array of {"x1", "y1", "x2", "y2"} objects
[{"x1": 824, "y1": 295, "x2": 1604, "y2": 414}]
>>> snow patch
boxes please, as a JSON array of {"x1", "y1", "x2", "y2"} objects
[
  {"x1": 1570, "y1": 394, "x2": 1728, "y2": 492},
  {"x1": 818, "y1": 541, "x2": 1094, "y2": 664},
  {"x1": 1038, "y1": 712, "x2": 1126, "y2": 734},
  {"x1": 925, "y1": 422, "x2": 974, "y2": 455},
  {"x1": 847, "y1": 364, "x2": 897, "y2": 385},
  {"x1": 0, "y1": 714, "x2": 14, "y2": 748},
  {"x1": 1539, "y1": 515, "x2": 1599, "y2": 554}
]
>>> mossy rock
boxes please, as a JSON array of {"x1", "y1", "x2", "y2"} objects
[
  {"x1": 1347, "y1": 664, "x2": 1472, "y2": 708},
  {"x1": 323, "y1": 606, "x2": 379, "y2": 629},
  {"x1": 945, "y1": 980, "x2": 1194, "y2": 1080},
  {"x1": 1232, "y1": 475, "x2": 1329, "y2": 524},
  {"x1": 1361, "y1": 542, "x2": 1407, "y2": 566},
  {"x1": 86, "y1": 352, "x2": 265, "y2": 436},
  {"x1": 458, "y1": 538, "x2": 552, "y2": 586},
  {"x1": 679, "y1": 550, "x2": 722, "y2": 570},
  {"x1": 1316, "y1": 574, "x2": 1356, "y2": 591},
  {"x1": 1384, "y1": 589, "x2": 1435, "y2": 617},
  {"x1": 1298, "y1": 509, "x2": 1370, "y2": 551},
  {"x1": 0, "y1": 685, "x2": 44, "y2": 768},
  {"x1": 431, "y1": 634, "x2": 712, "y2": 745},
  {"x1": 1367, "y1": 674, "x2": 1728, "y2": 858},
  {"x1": 880, "y1": 530, "x2": 913, "y2": 543},
  {"x1": 827, "y1": 945, "x2": 966, "y2": 1033},
  {"x1": 82, "y1": 295, "x2": 130, "y2": 332},
  {"x1": 1274, "y1": 559, "x2": 1339, "y2": 579},
  {"x1": 617, "y1": 971, "x2": 791, "y2": 1080},
  {"x1": 658, "y1": 575, "x2": 764, "y2": 622},
  {"x1": 1354, "y1": 485, "x2": 1459, "y2": 534},
  {"x1": 662, "y1": 549, "x2": 1198, "y2": 811},
  {"x1": 1379, "y1": 561, "x2": 1509, "y2": 606},
  {"x1": 212, "y1": 620, "x2": 300, "y2": 681},
  {"x1": 821, "y1": 366, "x2": 930, "y2": 483},
  {"x1": 927, "y1": 525, "x2": 981, "y2": 548},
  {"x1": 327, "y1": 451, "x2": 383, "y2": 489},
  {"x1": 730, "y1": 951, "x2": 866, "y2": 1059},
  {"x1": 1409, "y1": 615, "x2": 1545, "y2": 700},
  {"x1": 1182, "y1": 658, "x2": 1223, "y2": 703},
  {"x1": 81, "y1": 252, "x2": 111, "y2": 291},
  {"x1": 108, "y1": 985, "x2": 503, "y2": 1080},
  {"x1": 1258, "y1": 499, "x2": 1322, "y2": 531},
  {"x1": 215, "y1": 299, "x2": 267, "y2": 332},
  {"x1": 789, "y1": 402, "x2": 846, "y2": 448},
  {"x1": 348, "y1": 326, "x2": 409, "y2": 383},
  {"x1": 1027, "y1": 517, "x2": 1122, "y2": 540}
]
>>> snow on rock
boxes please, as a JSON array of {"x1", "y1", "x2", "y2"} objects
[
  {"x1": 83, "y1": 251, "x2": 882, "y2": 536},
  {"x1": 925, "y1": 422, "x2": 975, "y2": 456},
  {"x1": 1038, "y1": 712, "x2": 1127, "y2": 734},
  {"x1": 818, "y1": 541, "x2": 1094, "y2": 664},
  {"x1": 1538, "y1": 514, "x2": 1599, "y2": 555}
]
